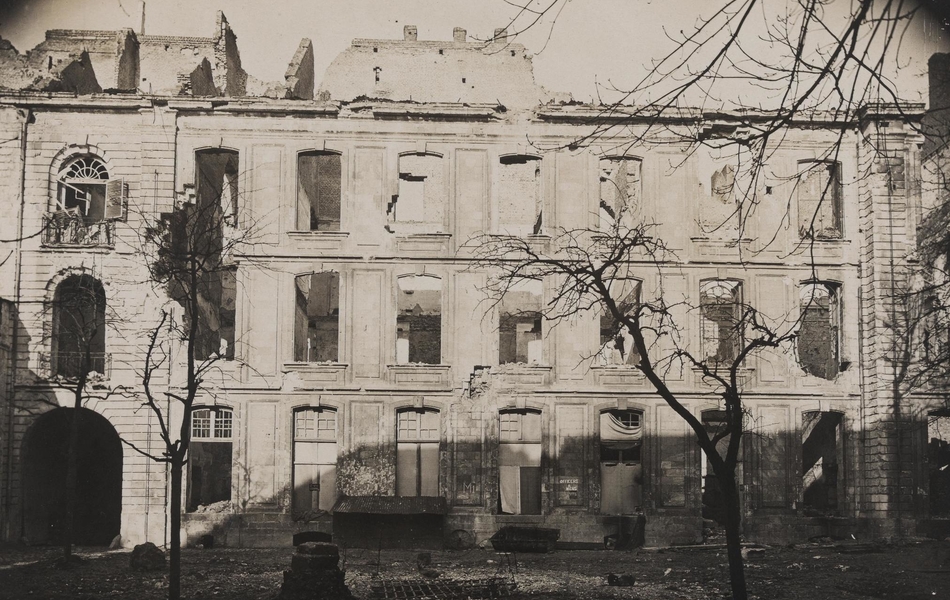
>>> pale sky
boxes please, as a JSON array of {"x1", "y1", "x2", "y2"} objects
[{"x1": 1, "y1": 0, "x2": 948, "y2": 105}]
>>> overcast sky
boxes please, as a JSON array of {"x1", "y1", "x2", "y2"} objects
[{"x1": 1, "y1": 0, "x2": 947, "y2": 104}]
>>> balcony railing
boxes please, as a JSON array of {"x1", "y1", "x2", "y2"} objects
[
  {"x1": 42, "y1": 212, "x2": 115, "y2": 248},
  {"x1": 40, "y1": 351, "x2": 112, "y2": 381}
]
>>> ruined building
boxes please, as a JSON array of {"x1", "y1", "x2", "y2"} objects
[{"x1": 1, "y1": 12, "x2": 949, "y2": 549}]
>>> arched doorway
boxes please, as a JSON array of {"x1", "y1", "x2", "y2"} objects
[{"x1": 22, "y1": 407, "x2": 122, "y2": 545}]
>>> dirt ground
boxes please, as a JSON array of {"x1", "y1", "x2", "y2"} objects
[{"x1": 0, "y1": 540, "x2": 948, "y2": 600}]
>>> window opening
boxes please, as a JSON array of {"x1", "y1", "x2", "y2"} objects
[
  {"x1": 701, "y1": 164, "x2": 740, "y2": 237},
  {"x1": 294, "y1": 272, "x2": 340, "y2": 362},
  {"x1": 600, "y1": 410, "x2": 643, "y2": 515},
  {"x1": 51, "y1": 274, "x2": 107, "y2": 379},
  {"x1": 802, "y1": 411, "x2": 843, "y2": 514},
  {"x1": 56, "y1": 156, "x2": 110, "y2": 223},
  {"x1": 700, "y1": 280, "x2": 742, "y2": 364},
  {"x1": 700, "y1": 410, "x2": 743, "y2": 527},
  {"x1": 497, "y1": 155, "x2": 542, "y2": 235},
  {"x1": 390, "y1": 153, "x2": 445, "y2": 233},
  {"x1": 396, "y1": 275, "x2": 442, "y2": 364},
  {"x1": 196, "y1": 149, "x2": 239, "y2": 226},
  {"x1": 599, "y1": 157, "x2": 641, "y2": 230},
  {"x1": 798, "y1": 161, "x2": 842, "y2": 239},
  {"x1": 929, "y1": 412, "x2": 950, "y2": 516},
  {"x1": 297, "y1": 152, "x2": 342, "y2": 231},
  {"x1": 396, "y1": 409, "x2": 440, "y2": 497},
  {"x1": 499, "y1": 278, "x2": 543, "y2": 365},
  {"x1": 499, "y1": 409, "x2": 542, "y2": 515},
  {"x1": 188, "y1": 407, "x2": 233, "y2": 512},
  {"x1": 293, "y1": 407, "x2": 338, "y2": 515},
  {"x1": 797, "y1": 283, "x2": 841, "y2": 380},
  {"x1": 599, "y1": 284, "x2": 641, "y2": 367}
]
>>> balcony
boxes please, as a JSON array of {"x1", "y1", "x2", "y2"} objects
[
  {"x1": 39, "y1": 351, "x2": 112, "y2": 382},
  {"x1": 42, "y1": 211, "x2": 115, "y2": 248}
]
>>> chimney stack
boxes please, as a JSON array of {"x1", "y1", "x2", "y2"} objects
[
  {"x1": 404, "y1": 25, "x2": 418, "y2": 41},
  {"x1": 493, "y1": 27, "x2": 508, "y2": 43},
  {"x1": 453, "y1": 27, "x2": 466, "y2": 43}
]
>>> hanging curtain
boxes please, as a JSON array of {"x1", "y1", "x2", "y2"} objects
[{"x1": 600, "y1": 412, "x2": 642, "y2": 449}]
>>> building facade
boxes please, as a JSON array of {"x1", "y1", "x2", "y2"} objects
[{"x1": 1, "y1": 14, "x2": 949, "y2": 549}]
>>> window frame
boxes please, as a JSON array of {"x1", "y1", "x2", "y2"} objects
[
  {"x1": 296, "y1": 149, "x2": 343, "y2": 232},
  {"x1": 395, "y1": 273, "x2": 443, "y2": 365},
  {"x1": 598, "y1": 155, "x2": 642, "y2": 231},
  {"x1": 190, "y1": 406, "x2": 234, "y2": 441},
  {"x1": 797, "y1": 159, "x2": 843, "y2": 241},
  {"x1": 797, "y1": 281, "x2": 843, "y2": 379},
  {"x1": 293, "y1": 271, "x2": 341, "y2": 363},
  {"x1": 699, "y1": 279, "x2": 744, "y2": 365},
  {"x1": 495, "y1": 153, "x2": 544, "y2": 236}
]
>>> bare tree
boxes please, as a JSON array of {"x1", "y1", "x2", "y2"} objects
[
  {"x1": 129, "y1": 154, "x2": 252, "y2": 600},
  {"x1": 470, "y1": 204, "x2": 803, "y2": 599},
  {"x1": 468, "y1": 3, "x2": 950, "y2": 597}
]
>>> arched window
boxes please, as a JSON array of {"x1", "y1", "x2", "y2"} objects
[
  {"x1": 293, "y1": 407, "x2": 338, "y2": 515},
  {"x1": 797, "y1": 282, "x2": 841, "y2": 380},
  {"x1": 297, "y1": 151, "x2": 342, "y2": 231},
  {"x1": 294, "y1": 272, "x2": 340, "y2": 362},
  {"x1": 188, "y1": 406, "x2": 233, "y2": 512},
  {"x1": 700, "y1": 280, "x2": 742, "y2": 364},
  {"x1": 56, "y1": 156, "x2": 109, "y2": 223},
  {"x1": 396, "y1": 408, "x2": 440, "y2": 497},
  {"x1": 499, "y1": 409, "x2": 542, "y2": 515},
  {"x1": 396, "y1": 274, "x2": 442, "y2": 364},
  {"x1": 51, "y1": 274, "x2": 107, "y2": 379}
]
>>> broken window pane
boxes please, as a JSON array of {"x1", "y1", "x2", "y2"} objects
[
  {"x1": 52, "y1": 274, "x2": 107, "y2": 379},
  {"x1": 188, "y1": 407, "x2": 233, "y2": 512},
  {"x1": 396, "y1": 409, "x2": 440, "y2": 497},
  {"x1": 599, "y1": 157, "x2": 641, "y2": 230},
  {"x1": 497, "y1": 155, "x2": 542, "y2": 236},
  {"x1": 196, "y1": 149, "x2": 239, "y2": 226},
  {"x1": 293, "y1": 408, "x2": 337, "y2": 515},
  {"x1": 297, "y1": 152, "x2": 342, "y2": 231},
  {"x1": 797, "y1": 283, "x2": 840, "y2": 380},
  {"x1": 294, "y1": 272, "x2": 340, "y2": 362},
  {"x1": 798, "y1": 161, "x2": 842, "y2": 239},
  {"x1": 499, "y1": 278, "x2": 543, "y2": 365},
  {"x1": 700, "y1": 280, "x2": 742, "y2": 364},
  {"x1": 499, "y1": 409, "x2": 542, "y2": 515},
  {"x1": 599, "y1": 284, "x2": 641, "y2": 367},
  {"x1": 56, "y1": 156, "x2": 110, "y2": 224},
  {"x1": 391, "y1": 153, "x2": 445, "y2": 232},
  {"x1": 396, "y1": 275, "x2": 442, "y2": 364},
  {"x1": 929, "y1": 413, "x2": 950, "y2": 516},
  {"x1": 600, "y1": 410, "x2": 643, "y2": 515},
  {"x1": 802, "y1": 411, "x2": 843, "y2": 513}
]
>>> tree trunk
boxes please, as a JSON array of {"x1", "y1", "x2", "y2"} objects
[
  {"x1": 169, "y1": 458, "x2": 183, "y2": 600},
  {"x1": 62, "y1": 400, "x2": 81, "y2": 562},
  {"x1": 719, "y1": 469, "x2": 748, "y2": 600}
]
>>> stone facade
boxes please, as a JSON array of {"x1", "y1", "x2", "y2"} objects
[{"x1": 0, "y1": 14, "x2": 948, "y2": 550}]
